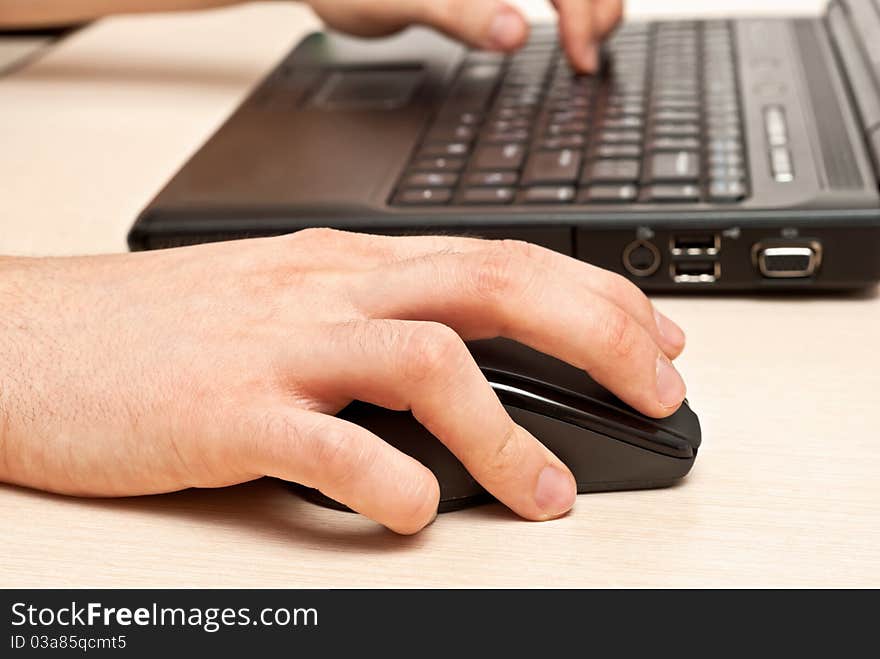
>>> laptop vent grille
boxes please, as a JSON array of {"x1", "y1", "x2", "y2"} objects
[{"x1": 793, "y1": 20, "x2": 863, "y2": 189}]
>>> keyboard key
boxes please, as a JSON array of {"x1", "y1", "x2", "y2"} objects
[
  {"x1": 411, "y1": 157, "x2": 465, "y2": 171},
  {"x1": 579, "y1": 184, "x2": 639, "y2": 203},
  {"x1": 522, "y1": 149, "x2": 581, "y2": 184},
  {"x1": 403, "y1": 172, "x2": 458, "y2": 187},
  {"x1": 427, "y1": 125, "x2": 476, "y2": 142},
  {"x1": 709, "y1": 166, "x2": 745, "y2": 181},
  {"x1": 483, "y1": 129, "x2": 530, "y2": 143},
  {"x1": 604, "y1": 104, "x2": 645, "y2": 118},
  {"x1": 708, "y1": 138, "x2": 742, "y2": 153},
  {"x1": 707, "y1": 126, "x2": 741, "y2": 140},
  {"x1": 460, "y1": 187, "x2": 515, "y2": 204},
  {"x1": 648, "y1": 151, "x2": 699, "y2": 182},
  {"x1": 709, "y1": 152, "x2": 744, "y2": 167},
  {"x1": 650, "y1": 137, "x2": 700, "y2": 151},
  {"x1": 708, "y1": 180, "x2": 746, "y2": 202},
  {"x1": 420, "y1": 142, "x2": 469, "y2": 157},
  {"x1": 654, "y1": 97, "x2": 699, "y2": 110},
  {"x1": 653, "y1": 85, "x2": 697, "y2": 96},
  {"x1": 549, "y1": 109, "x2": 589, "y2": 122},
  {"x1": 436, "y1": 111, "x2": 482, "y2": 125},
  {"x1": 587, "y1": 159, "x2": 641, "y2": 183},
  {"x1": 396, "y1": 188, "x2": 453, "y2": 205},
  {"x1": 603, "y1": 117, "x2": 644, "y2": 130},
  {"x1": 522, "y1": 186, "x2": 576, "y2": 203},
  {"x1": 770, "y1": 146, "x2": 794, "y2": 182},
  {"x1": 488, "y1": 118, "x2": 530, "y2": 131},
  {"x1": 493, "y1": 107, "x2": 536, "y2": 120},
  {"x1": 466, "y1": 171, "x2": 518, "y2": 186},
  {"x1": 647, "y1": 184, "x2": 700, "y2": 202},
  {"x1": 652, "y1": 110, "x2": 700, "y2": 123},
  {"x1": 497, "y1": 97, "x2": 540, "y2": 110},
  {"x1": 653, "y1": 122, "x2": 700, "y2": 137},
  {"x1": 599, "y1": 130, "x2": 642, "y2": 144},
  {"x1": 539, "y1": 135, "x2": 585, "y2": 149},
  {"x1": 473, "y1": 143, "x2": 525, "y2": 169},
  {"x1": 596, "y1": 144, "x2": 642, "y2": 159},
  {"x1": 544, "y1": 120, "x2": 588, "y2": 135}
]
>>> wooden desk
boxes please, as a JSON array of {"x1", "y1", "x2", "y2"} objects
[{"x1": 1, "y1": 1, "x2": 877, "y2": 588}]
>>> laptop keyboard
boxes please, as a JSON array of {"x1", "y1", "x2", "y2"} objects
[{"x1": 392, "y1": 21, "x2": 749, "y2": 206}]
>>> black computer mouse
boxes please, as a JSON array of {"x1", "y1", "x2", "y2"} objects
[{"x1": 294, "y1": 338, "x2": 701, "y2": 513}]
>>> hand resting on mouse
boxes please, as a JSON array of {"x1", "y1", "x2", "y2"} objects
[{"x1": 0, "y1": 230, "x2": 686, "y2": 534}]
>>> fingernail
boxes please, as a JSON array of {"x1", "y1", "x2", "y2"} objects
[
  {"x1": 656, "y1": 355, "x2": 687, "y2": 409},
  {"x1": 488, "y1": 7, "x2": 525, "y2": 50},
  {"x1": 534, "y1": 465, "x2": 576, "y2": 517},
  {"x1": 654, "y1": 308, "x2": 686, "y2": 350},
  {"x1": 583, "y1": 43, "x2": 600, "y2": 73}
]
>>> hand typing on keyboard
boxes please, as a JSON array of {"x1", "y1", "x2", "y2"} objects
[
  {"x1": 305, "y1": 0, "x2": 624, "y2": 72},
  {"x1": 0, "y1": 0, "x2": 622, "y2": 72},
  {"x1": 0, "y1": 231, "x2": 685, "y2": 534}
]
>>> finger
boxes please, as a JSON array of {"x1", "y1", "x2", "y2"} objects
[
  {"x1": 348, "y1": 235, "x2": 686, "y2": 359},
  {"x1": 246, "y1": 407, "x2": 440, "y2": 534},
  {"x1": 283, "y1": 231, "x2": 685, "y2": 357},
  {"x1": 351, "y1": 243, "x2": 687, "y2": 417},
  {"x1": 592, "y1": 0, "x2": 625, "y2": 40},
  {"x1": 297, "y1": 319, "x2": 578, "y2": 521},
  {"x1": 307, "y1": 0, "x2": 530, "y2": 49},
  {"x1": 416, "y1": 0, "x2": 530, "y2": 52},
  {"x1": 552, "y1": 0, "x2": 597, "y2": 72}
]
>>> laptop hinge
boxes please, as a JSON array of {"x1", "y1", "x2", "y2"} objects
[{"x1": 825, "y1": 0, "x2": 880, "y2": 176}]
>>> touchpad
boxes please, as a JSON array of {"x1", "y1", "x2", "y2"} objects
[{"x1": 309, "y1": 67, "x2": 423, "y2": 110}]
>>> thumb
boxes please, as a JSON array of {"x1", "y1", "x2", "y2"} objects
[{"x1": 416, "y1": 0, "x2": 530, "y2": 52}]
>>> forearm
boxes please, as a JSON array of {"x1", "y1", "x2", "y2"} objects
[{"x1": 0, "y1": 0, "x2": 248, "y2": 28}]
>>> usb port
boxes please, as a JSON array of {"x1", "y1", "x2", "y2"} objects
[
  {"x1": 670, "y1": 234, "x2": 720, "y2": 256},
  {"x1": 671, "y1": 261, "x2": 720, "y2": 283}
]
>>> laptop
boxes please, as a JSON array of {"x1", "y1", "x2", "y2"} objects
[{"x1": 129, "y1": 0, "x2": 880, "y2": 291}]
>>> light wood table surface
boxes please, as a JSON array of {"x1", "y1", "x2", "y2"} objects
[{"x1": 1, "y1": 1, "x2": 877, "y2": 588}]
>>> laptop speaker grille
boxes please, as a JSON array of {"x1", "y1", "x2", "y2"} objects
[{"x1": 793, "y1": 19, "x2": 863, "y2": 189}]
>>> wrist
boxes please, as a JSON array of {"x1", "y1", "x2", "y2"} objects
[{"x1": 0, "y1": 256, "x2": 40, "y2": 487}]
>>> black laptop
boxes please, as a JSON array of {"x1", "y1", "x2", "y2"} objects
[{"x1": 129, "y1": 0, "x2": 880, "y2": 291}]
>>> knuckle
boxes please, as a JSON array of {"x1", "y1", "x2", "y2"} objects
[
  {"x1": 288, "y1": 227, "x2": 342, "y2": 246},
  {"x1": 400, "y1": 322, "x2": 466, "y2": 385},
  {"x1": 354, "y1": 319, "x2": 402, "y2": 356},
  {"x1": 611, "y1": 272, "x2": 655, "y2": 321},
  {"x1": 601, "y1": 306, "x2": 640, "y2": 360},
  {"x1": 470, "y1": 240, "x2": 538, "y2": 302},
  {"x1": 309, "y1": 421, "x2": 371, "y2": 487}
]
